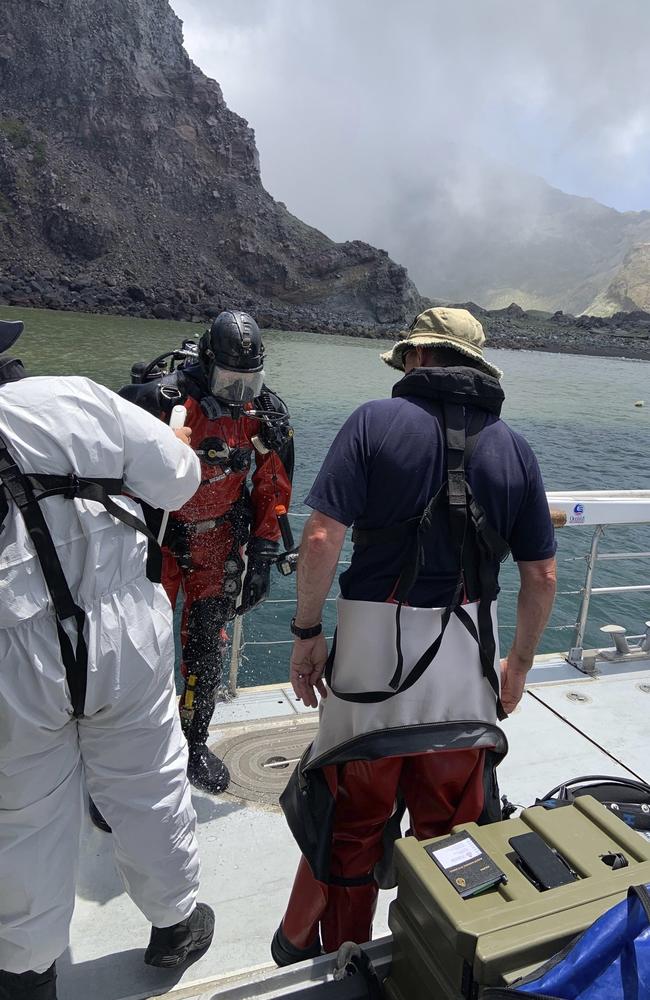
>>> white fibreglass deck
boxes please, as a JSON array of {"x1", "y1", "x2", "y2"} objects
[{"x1": 60, "y1": 653, "x2": 650, "y2": 1000}]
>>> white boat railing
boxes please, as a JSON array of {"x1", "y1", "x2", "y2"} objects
[
  {"x1": 545, "y1": 491, "x2": 650, "y2": 670},
  {"x1": 226, "y1": 491, "x2": 650, "y2": 695}
]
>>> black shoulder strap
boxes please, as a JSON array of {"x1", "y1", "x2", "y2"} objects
[
  {"x1": 444, "y1": 402, "x2": 468, "y2": 550},
  {"x1": 0, "y1": 436, "x2": 89, "y2": 716},
  {"x1": 464, "y1": 408, "x2": 486, "y2": 466},
  {"x1": 0, "y1": 433, "x2": 160, "y2": 716}
]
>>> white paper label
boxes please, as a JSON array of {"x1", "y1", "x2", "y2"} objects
[{"x1": 432, "y1": 837, "x2": 481, "y2": 869}]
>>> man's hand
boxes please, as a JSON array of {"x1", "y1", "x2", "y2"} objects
[
  {"x1": 289, "y1": 511, "x2": 346, "y2": 708},
  {"x1": 290, "y1": 635, "x2": 329, "y2": 709},
  {"x1": 174, "y1": 426, "x2": 192, "y2": 446},
  {"x1": 501, "y1": 556, "x2": 557, "y2": 715},
  {"x1": 500, "y1": 652, "x2": 532, "y2": 714}
]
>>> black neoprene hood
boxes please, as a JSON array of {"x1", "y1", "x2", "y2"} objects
[{"x1": 199, "y1": 310, "x2": 265, "y2": 375}]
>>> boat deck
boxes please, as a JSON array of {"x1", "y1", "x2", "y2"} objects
[{"x1": 61, "y1": 652, "x2": 650, "y2": 1000}]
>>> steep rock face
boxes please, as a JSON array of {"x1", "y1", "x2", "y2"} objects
[
  {"x1": 0, "y1": 0, "x2": 421, "y2": 331},
  {"x1": 587, "y1": 244, "x2": 650, "y2": 316}
]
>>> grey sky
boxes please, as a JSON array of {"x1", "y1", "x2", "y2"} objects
[{"x1": 171, "y1": 0, "x2": 650, "y2": 249}]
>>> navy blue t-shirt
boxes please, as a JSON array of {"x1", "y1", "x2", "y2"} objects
[{"x1": 305, "y1": 390, "x2": 556, "y2": 606}]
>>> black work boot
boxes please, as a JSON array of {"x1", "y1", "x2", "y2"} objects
[
  {"x1": 187, "y1": 743, "x2": 230, "y2": 794},
  {"x1": 0, "y1": 963, "x2": 57, "y2": 999},
  {"x1": 88, "y1": 797, "x2": 112, "y2": 833},
  {"x1": 271, "y1": 924, "x2": 322, "y2": 967},
  {"x1": 144, "y1": 903, "x2": 215, "y2": 968}
]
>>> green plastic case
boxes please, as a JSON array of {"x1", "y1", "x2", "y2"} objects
[{"x1": 384, "y1": 796, "x2": 650, "y2": 1000}]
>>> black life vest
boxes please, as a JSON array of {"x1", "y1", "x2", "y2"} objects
[{"x1": 325, "y1": 367, "x2": 510, "y2": 720}]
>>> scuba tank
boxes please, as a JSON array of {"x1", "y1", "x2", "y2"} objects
[{"x1": 129, "y1": 341, "x2": 199, "y2": 384}]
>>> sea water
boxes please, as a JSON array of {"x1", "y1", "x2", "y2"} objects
[{"x1": 3, "y1": 305, "x2": 649, "y2": 686}]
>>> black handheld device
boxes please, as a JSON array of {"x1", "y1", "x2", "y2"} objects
[
  {"x1": 508, "y1": 832, "x2": 577, "y2": 890},
  {"x1": 275, "y1": 505, "x2": 299, "y2": 576}
]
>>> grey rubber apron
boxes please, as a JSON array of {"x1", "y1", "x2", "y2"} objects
[{"x1": 307, "y1": 595, "x2": 501, "y2": 767}]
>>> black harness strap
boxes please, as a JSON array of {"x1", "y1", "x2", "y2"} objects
[
  {"x1": 388, "y1": 403, "x2": 468, "y2": 691},
  {"x1": 0, "y1": 440, "x2": 89, "y2": 716},
  {"x1": 326, "y1": 404, "x2": 507, "y2": 717},
  {"x1": 0, "y1": 433, "x2": 159, "y2": 717},
  {"x1": 26, "y1": 473, "x2": 159, "y2": 544},
  {"x1": 445, "y1": 402, "x2": 469, "y2": 549}
]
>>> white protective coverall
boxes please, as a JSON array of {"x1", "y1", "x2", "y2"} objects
[{"x1": 0, "y1": 375, "x2": 202, "y2": 975}]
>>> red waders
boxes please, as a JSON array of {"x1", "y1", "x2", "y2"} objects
[{"x1": 280, "y1": 748, "x2": 485, "y2": 953}]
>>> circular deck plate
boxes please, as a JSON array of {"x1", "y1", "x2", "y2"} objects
[{"x1": 211, "y1": 723, "x2": 319, "y2": 805}]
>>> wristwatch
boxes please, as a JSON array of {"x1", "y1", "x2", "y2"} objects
[{"x1": 290, "y1": 618, "x2": 323, "y2": 639}]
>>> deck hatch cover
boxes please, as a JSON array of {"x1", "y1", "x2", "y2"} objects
[{"x1": 211, "y1": 724, "x2": 318, "y2": 805}]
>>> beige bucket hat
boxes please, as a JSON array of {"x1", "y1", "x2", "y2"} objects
[{"x1": 381, "y1": 307, "x2": 503, "y2": 379}]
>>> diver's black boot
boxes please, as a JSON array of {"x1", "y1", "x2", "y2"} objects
[
  {"x1": 271, "y1": 924, "x2": 322, "y2": 967},
  {"x1": 182, "y1": 674, "x2": 230, "y2": 794},
  {"x1": 144, "y1": 903, "x2": 215, "y2": 968},
  {"x1": 187, "y1": 743, "x2": 230, "y2": 794},
  {"x1": 0, "y1": 963, "x2": 57, "y2": 999},
  {"x1": 88, "y1": 797, "x2": 112, "y2": 833}
]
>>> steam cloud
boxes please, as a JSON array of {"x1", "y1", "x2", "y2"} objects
[{"x1": 171, "y1": 0, "x2": 650, "y2": 298}]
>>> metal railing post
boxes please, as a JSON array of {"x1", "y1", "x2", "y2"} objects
[
  {"x1": 228, "y1": 614, "x2": 244, "y2": 697},
  {"x1": 643, "y1": 621, "x2": 650, "y2": 653},
  {"x1": 569, "y1": 525, "x2": 605, "y2": 657}
]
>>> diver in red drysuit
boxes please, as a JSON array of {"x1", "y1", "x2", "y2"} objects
[{"x1": 120, "y1": 311, "x2": 294, "y2": 794}]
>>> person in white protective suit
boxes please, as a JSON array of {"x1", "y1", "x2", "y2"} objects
[{"x1": 0, "y1": 320, "x2": 214, "y2": 1000}]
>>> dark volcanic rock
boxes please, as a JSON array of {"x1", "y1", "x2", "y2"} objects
[
  {"x1": 44, "y1": 204, "x2": 114, "y2": 260},
  {"x1": 476, "y1": 304, "x2": 650, "y2": 361},
  {"x1": 0, "y1": 0, "x2": 421, "y2": 334}
]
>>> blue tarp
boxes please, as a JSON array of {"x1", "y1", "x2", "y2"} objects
[{"x1": 485, "y1": 884, "x2": 650, "y2": 999}]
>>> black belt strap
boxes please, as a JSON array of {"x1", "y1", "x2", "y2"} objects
[{"x1": 0, "y1": 434, "x2": 159, "y2": 716}]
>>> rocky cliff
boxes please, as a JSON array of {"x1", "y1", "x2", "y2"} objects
[
  {"x1": 0, "y1": 0, "x2": 421, "y2": 332},
  {"x1": 586, "y1": 244, "x2": 650, "y2": 316}
]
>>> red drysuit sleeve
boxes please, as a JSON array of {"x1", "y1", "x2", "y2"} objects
[{"x1": 250, "y1": 446, "x2": 293, "y2": 542}]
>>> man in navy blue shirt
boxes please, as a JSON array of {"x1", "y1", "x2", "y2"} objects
[{"x1": 273, "y1": 307, "x2": 557, "y2": 966}]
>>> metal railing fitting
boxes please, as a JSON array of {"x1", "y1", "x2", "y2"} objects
[
  {"x1": 599, "y1": 624, "x2": 631, "y2": 656},
  {"x1": 567, "y1": 526, "x2": 605, "y2": 667}
]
